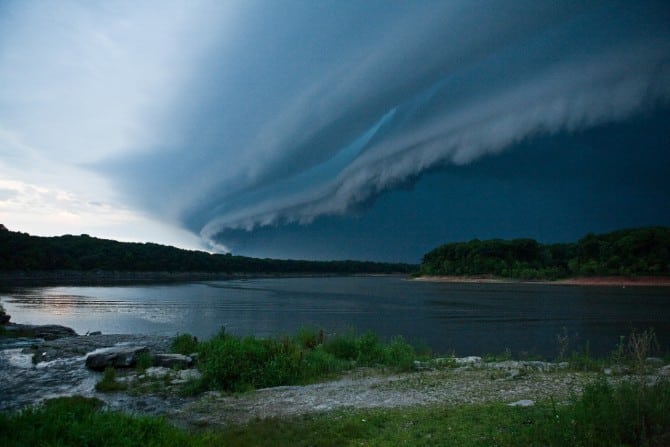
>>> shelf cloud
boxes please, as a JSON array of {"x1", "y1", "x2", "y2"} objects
[{"x1": 2, "y1": 1, "x2": 669, "y2": 258}]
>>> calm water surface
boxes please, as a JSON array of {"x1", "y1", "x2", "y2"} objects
[{"x1": 2, "y1": 276, "x2": 669, "y2": 357}]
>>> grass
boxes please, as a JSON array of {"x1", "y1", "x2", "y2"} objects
[
  {"x1": 2, "y1": 380, "x2": 669, "y2": 446},
  {"x1": 183, "y1": 327, "x2": 420, "y2": 393},
  {"x1": 95, "y1": 367, "x2": 127, "y2": 392}
]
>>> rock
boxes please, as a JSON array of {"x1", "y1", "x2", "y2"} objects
[
  {"x1": 491, "y1": 360, "x2": 521, "y2": 370},
  {"x1": 171, "y1": 369, "x2": 202, "y2": 384},
  {"x1": 659, "y1": 365, "x2": 670, "y2": 376},
  {"x1": 508, "y1": 399, "x2": 534, "y2": 407},
  {"x1": 85, "y1": 346, "x2": 149, "y2": 371},
  {"x1": 153, "y1": 353, "x2": 193, "y2": 369},
  {"x1": 177, "y1": 369, "x2": 201, "y2": 381},
  {"x1": 87, "y1": 331, "x2": 102, "y2": 336},
  {"x1": 3, "y1": 323, "x2": 78, "y2": 340},
  {"x1": 453, "y1": 356, "x2": 482, "y2": 366},
  {"x1": 604, "y1": 364, "x2": 633, "y2": 376},
  {"x1": 145, "y1": 366, "x2": 172, "y2": 378},
  {"x1": 0, "y1": 313, "x2": 10, "y2": 324}
]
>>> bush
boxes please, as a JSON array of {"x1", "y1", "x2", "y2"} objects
[
  {"x1": 384, "y1": 336, "x2": 416, "y2": 371},
  {"x1": 197, "y1": 334, "x2": 302, "y2": 391},
  {"x1": 171, "y1": 333, "x2": 199, "y2": 355},
  {"x1": 195, "y1": 328, "x2": 420, "y2": 392}
]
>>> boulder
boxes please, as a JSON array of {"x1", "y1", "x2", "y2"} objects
[
  {"x1": 0, "y1": 313, "x2": 10, "y2": 324},
  {"x1": 152, "y1": 353, "x2": 193, "y2": 369},
  {"x1": 85, "y1": 346, "x2": 149, "y2": 371}
]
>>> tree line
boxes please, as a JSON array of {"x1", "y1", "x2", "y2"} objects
[
  {"x1": 419, "y1": 227, "x2": 670, "y2": 279},
  {"x1": 0, "y1": 225, "x2": 413, "y2": 274}
]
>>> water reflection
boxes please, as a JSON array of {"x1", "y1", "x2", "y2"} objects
[{"x1": 2, "y1": 277, "x2": 669, "y2": 357}]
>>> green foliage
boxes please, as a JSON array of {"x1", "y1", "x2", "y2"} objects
[
  {"x1": 194, "y1": 329, "x2": 418, "y2": 392},
  {"x1": 420, "y1": 227, "x2": 670, "y2": 279},
  {"x1": 509, "y1": 380, "x2": 670, "y2": 446},
  {"x1": 0, "y1": 225, "x2": 414, "y2": 274},
  {"x1": 171, "y1": 333, "x2": 199, "y2": 355},
  {"x1": 0, "y1": 396, "x2": 206, "y2": 447},
  {"x1": 95, "y1": 367, "x2": 128, "y2": 392}
]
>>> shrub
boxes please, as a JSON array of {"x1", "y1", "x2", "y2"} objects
[
  {"x1": 323, "y1": 331, "x2": 359, "y2": 361},
  {"x1": 384, "y1": 336, "x2": 416, "y2": 371},
  {"x1": 354, "y1": 330, "x2": 385, "y2": 365},
  {"x1": 194, "y1": 328, "x2": 421, "y2": 392},
  {"x1": 171, "y1": 333, "x2": 199, "y2": 355}
]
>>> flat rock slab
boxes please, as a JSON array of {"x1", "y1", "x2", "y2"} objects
[
  {"x1": 85, "y1": 346, "x2": 148, "y2": 371},
  {"x1": 3, "y1": 323, "x2": 77, "y2": 340}
]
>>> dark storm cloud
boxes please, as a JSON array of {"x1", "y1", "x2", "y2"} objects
[{"x1": 98, "y1": 1, "x2": 670, "y2": 252}]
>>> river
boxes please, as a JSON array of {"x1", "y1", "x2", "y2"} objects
[{"x1": 2, "y1": 276, "x2": 669, "y2": 357}]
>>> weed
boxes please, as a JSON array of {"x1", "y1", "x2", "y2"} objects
[
  {"x1": 555, "y1": 326, "x2": 571, "y2": 361},
  {"x1": 95, "y1": 367, "x2": 127, "y2": 392},
  {"x1": 135, "y1": 351, "x2": 154, "y2": 371},
  {"x1": 171, "y1": 333, "x2": 199, "y2": 355},
  {"x1": 627, "y1": 327, "x2": 660, "y2": 370}
]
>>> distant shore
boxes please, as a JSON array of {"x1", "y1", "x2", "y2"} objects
[
  {"x1": 413, "y1": 275, "x2": 670, "y2": 287},
  {"x1": 0, "y1": 270, "x2": 407, "y2": 286}
]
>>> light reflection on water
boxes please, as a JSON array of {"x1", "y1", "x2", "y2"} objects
[{"x1": 2, "y1": 276, "x2": 669, "y2": 357}]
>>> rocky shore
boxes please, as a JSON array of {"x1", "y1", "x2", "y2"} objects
[{"x1": 2, "y1": 314, "x2": 670, "y2": 430}]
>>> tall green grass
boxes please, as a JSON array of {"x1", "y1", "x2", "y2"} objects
[{"x1": 181, "y1": 328, "x2": 418, "y2": 392}]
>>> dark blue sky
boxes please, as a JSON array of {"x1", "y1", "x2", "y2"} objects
[
  {"x1": 1, "y1": 1, "x2": 669, "y2": 261},
  {"x1": 216, "y1": 107, "x2": 670, "y2": 262}
]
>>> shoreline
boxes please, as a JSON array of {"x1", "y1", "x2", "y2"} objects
[
  {"x1": 413, "y1": 275, "x2": 670, "y2": 287},
  {"x1": 0, "y1": 270, "x2": 407, "y2": 286}
]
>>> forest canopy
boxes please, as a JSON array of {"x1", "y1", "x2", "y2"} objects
[
  {"x1": 419, "y1": 227, "x2": 670, "y2": 279},
  {"x1": 0, "y1": 225, "x2": 413, "y2": 274}
]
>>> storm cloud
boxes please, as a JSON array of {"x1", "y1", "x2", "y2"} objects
[{"x1": 2, "y1": 1, "x2": 669, "y2": 259}]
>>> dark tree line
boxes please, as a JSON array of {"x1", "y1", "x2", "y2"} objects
[
  {"x1": 420, "y1": 227, "x2": 670, "y2": 279},
  {"x1": 0, "y1": 225, "x2": 413, "y2": 274}
]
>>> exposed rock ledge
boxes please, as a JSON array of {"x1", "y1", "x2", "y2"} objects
[{"x1": 2, "y1": 323, "x2": 78, "y2": 340}]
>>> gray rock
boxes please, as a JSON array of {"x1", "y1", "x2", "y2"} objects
[
  {"x1": 454, "y1": 356, "x2": 482, "y2": 366},
  {"x1": 153, "y1": 353, "x2": 193, "y2": 369},
  {"x1": 145, "y1": 366, "x2": 172, "y2": 378},
  {"x1": 87, "y1": 331, "x2": 102, "y2": 336},
  {"x1": 3, "y1": 323, "x2": 77, "y2": 340},
  {"x1": 659, "y1": 365, "x2": 670, "y2": 376},
  {"x1": 85, "y1": 346, "x2": 148, "y2": 371},
  {"x1": 508, "y1": 399, "x2": 534, "y2": 407},
  {"x1": 645, "y1": 357, "x2": 663, "y2": 366}
]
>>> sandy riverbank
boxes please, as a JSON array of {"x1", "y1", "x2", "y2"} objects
[{"x1": 413, "y1": 275, "x2": 670, "y2": 287}]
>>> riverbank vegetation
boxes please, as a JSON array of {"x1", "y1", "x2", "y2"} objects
[
  {"x1": 419, "y1": 227, "x2": 670, "y2": 279},
  {"x1": 173, "y1": 328, "x2": 420, "y2": 393},
  {"x1": 0, "y1": 224, "x2": 413, "y2": 275},
  {"x1": 2, "y1": 379, "x2": 669, "y2": 446}
]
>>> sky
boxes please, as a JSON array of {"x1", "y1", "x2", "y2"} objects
[{"x1": 0, "y1": 0, "x2": 669, "y2": 263}]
